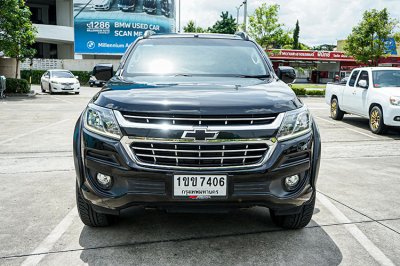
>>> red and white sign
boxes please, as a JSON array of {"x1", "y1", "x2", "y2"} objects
[{"x1": 267, "y1": 49, "x2": 355, "y2": 62}]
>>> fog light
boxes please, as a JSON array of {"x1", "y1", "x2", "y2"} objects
[
  {"x1": 285, "y1": 175, "x2": 300, "y2": 190},
  {"x1": 96, "y1": 173, "x2": 112, "y2": 189},
  {"x1": 394, "y1": 116, "x2": 400, "y2": 122}
]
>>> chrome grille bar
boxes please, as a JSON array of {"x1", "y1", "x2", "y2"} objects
[
  {"x1": 131, "y1": 147, "x2": 268, "y2": 153},
  {"x1": 135, "y1": 154, "x2": 263, "y2": 160}
]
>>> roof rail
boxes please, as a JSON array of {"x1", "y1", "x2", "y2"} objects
[
  {"x1": 235, "y1": 31, "x2": 250, "y2": 41},
  {"x1": 143, "y1": 30, "x2": 156, "y2": 39}
]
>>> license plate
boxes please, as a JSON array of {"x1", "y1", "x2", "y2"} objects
[
  {"x1": 174, "y1": 175, "x2": 227, "y2": 199},
  {"x1": 64, "y1": 85, "x2": 71, "y2": 90}
]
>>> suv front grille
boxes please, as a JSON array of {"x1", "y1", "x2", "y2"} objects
[
  {"x1": 120, "y1": 112, "x2": 277, "y2": 127},
  {"x1": 130, "y1": 142, "x2": 269, "y2": 168}
]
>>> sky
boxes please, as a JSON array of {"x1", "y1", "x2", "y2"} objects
[{"x1": 178, "y1": 0, "x2": 400, "y2": 46}]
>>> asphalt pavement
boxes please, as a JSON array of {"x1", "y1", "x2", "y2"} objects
[{"x1": 0, "y1": 86, "x2": 399, "y2": 265}]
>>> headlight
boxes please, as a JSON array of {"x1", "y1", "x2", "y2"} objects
[
  {"x1": 277, "y1": 107, "x2": 312, "y2": 141},
  {"x1": 390, "y1": 96, "x2": 400, "y2": 106},
  {"x1": 51, "y1": 80, "x2": 60, "y2": 84},
  {"x1": 83, "y1": 103, "x2": 122, "y2": 140}
]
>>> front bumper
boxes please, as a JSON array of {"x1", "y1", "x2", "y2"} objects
[
  {"x1": 51, "y1": 83, "x2": 80, "y2": 92},
  {"x1": 73, "y1": 120, "x2": 321, "y2": 215},
  {"x1": 384, "y1": 104, "x2": 400, "y2": 127},
  {"x1": 118, "y1": 4, "x2": 135, "y2": 10}
]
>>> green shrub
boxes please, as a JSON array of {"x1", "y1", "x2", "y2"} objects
[
  {"x1": 292, "y1": 87, "x2": 306, "y2": 95},
  {"x1": 5, "y1": 78, "x2": 30, "y2": 93},
  {"x1": 71, "y1": 71, "x2": 92, "y2": 84},
  {"x1": 20, "y1": 70, "x2": 92, "y2": 85},
  {"x1": 306, "y1": 89, "x2": 325, "y2": 96},
  {"x1": 20, "y1": 70, "x2": 45, "y2": 84}
]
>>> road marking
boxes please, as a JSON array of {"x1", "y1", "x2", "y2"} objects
[
  {"x1": 314, "y1": 116, "x2": 378, "y2": 139},
  {"x1": 0, "y1": 119, "x2": 70, "y2": 145},
  {"x1": 314, "y1": 115, "x2": 336, "y2": 125},
  {"x1": 21, "y1": 207, "x2": 78, "y2": 266},
  {"x1": 317, "y1": 193, "x2": 395, "y2": 266},
  {"x1": 50, "y1": 96, "x2": 74, "y2": 104}
]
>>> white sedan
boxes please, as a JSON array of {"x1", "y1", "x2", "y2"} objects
[
  {"x1": 40, "y1": 70, "x2": 80, "y2": 95},
  {"x1": 93, "y1": 0, "x2": 114, "y2": 10}
]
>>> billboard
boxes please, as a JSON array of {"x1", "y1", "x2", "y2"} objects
[{"x1": 73, "y1": 0, "x2": 175, "y2": 55}]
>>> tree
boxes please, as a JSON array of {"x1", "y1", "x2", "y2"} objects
[
  {"x1": 208, "y1": 12, "x2": 237, "y2": 34},
  {"x1": 394, "y1": 32, "x2": 400, "y2": 43},
  {"x1": 248, "y1": 4, "x2": 292, "y2": 48},
  {"x1": 183, "y1": 20, "x2": 206, "y2": 33},
  {"x1": 292, "y1": 20, "x2": 300, "y2": 49},
  {"x1": 0, "y1": 0, "x2": 36, "y2": 78},
  {"x1": 344, "y1": 8, "x2": 398, "y2": 66}
]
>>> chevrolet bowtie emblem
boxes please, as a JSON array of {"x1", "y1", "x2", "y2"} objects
[{"x1": 181, "y1": 128, "x2": 219, "y2": 141}]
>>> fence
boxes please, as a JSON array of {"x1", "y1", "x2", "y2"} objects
[
  {"x1": 21, "y1": 59, "x2": 63, "y2": 70},
  {"x1": 20, "y1": 58, "x2": 120, "y2": 72}
]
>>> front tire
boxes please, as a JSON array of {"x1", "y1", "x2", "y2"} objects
[
  {"x1": 270, "y1": 195, "x2": 315, "y2": 229},
  {"x1": 331, "y1": 98, "x2": 344, "y2": 120},
  {"x1": 76, "y1": 184, "x2": 111, "y2": 227},
  {"x1": 40, "y1": 83, "x2": 45, "y2": 93},
  {"x1": 369, "y1": 106, "x2": 386, "y2": 134},
  {"x1": 49, "y1": 85, "x2": 54, "y2": 95}
]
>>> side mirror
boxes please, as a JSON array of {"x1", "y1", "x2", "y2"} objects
[
  {"x1": 358, "y1": 80, "x2": 368, "y2": 89},
  {"x1": 276, "y1": 66, "x2": 296, "y2": 84},
  {"x1": 75, "y1": 76, "x2": 79, "y2": 79}
]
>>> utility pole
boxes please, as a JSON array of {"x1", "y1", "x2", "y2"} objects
[
  {"x1": 178, "y1": 0, "x2": 181, "y2": 33},
  {"x1": 243, "y1": 0, "x2": 248, "y2": 32}
]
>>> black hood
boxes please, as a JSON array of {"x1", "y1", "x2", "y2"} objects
[{"x1": 92, "y1": 76, "x2": 302, "y2": 115}]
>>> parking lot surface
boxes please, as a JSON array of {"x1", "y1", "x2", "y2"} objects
[{"x1": 1, "y1": 86, "x2": 400, "y2": 265}]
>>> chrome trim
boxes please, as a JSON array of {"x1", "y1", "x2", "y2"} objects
[
  {"x1": 122, "y1": 114, "x2": 276, "y2": 121},
  {"x1": 131, "y1": 147, "x2": 268, "y2": 153},
  {"x1": 121, "y1": 136, "x2": 277, "y2": 170},
  {"x1": 114, "y1": 111, "x2": 284, "y2": 131}
]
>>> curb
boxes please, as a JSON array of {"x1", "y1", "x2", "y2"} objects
[{"x1": 5, "y1": 90, "x2": 37, "y2": 98}]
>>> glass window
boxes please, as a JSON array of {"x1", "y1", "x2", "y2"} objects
[
  {"x1": 52, "y1": 71, "x2": 74, "y2": 78},
  {"x1": 348, "y1": 70, "x2": 360, "y2": 87},
  {"x1": 356, "y1": 71, "x2": 369, "y2": 87},
  {"x1": 124, "y1": 38, "x2": 269, "y2": 77},
  {"x1": 372, "y1": 70, "x2": 400, "y2": 88}
]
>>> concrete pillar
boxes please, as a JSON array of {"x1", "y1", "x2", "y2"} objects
[
  {"x1": 57, "y1": 44, "x2": 74, "y2": 59},
  {"x1": 0, "y1": 58, "x2": 18, "y2": 78},
  {"x1": 56, "y1": 0, "x2": 73, "y2": 27}
]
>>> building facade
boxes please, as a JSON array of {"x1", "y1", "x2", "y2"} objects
[
  {"x1": 26, "y1": 0, "x2": 74, "y2": 59},
  {"x1": 268, "y1": 46, "x2": 400, "y2": 84}
]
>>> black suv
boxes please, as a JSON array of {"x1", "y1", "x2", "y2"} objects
[
  {"x1": 143, "y1": 0, "x2": 157, "y2": 14},
  {"x1": 73, "y1": 33, "x2": 321, "y2": 229}
]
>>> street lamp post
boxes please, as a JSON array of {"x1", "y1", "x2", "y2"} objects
[
  {"x1": 243, "y1": 0, "x2": 248, "y2": 32},
  {"x1": 236, "y1": 2, "x2": 244, "y2": 31}
]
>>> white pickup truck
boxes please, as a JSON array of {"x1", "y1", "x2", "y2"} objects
[{"x1": 325, "y1": 67, "x2": 400, "y2": 134}]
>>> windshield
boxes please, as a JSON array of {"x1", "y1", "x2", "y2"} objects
[
  {"x1": 372, "y1": 70, "x2": 400, "y2": 88},
  {"x1": 52, "y1": 71, "x2": 74, "y2": 78},
  {"x1": 124, "y1": 38, "x2": 269, "y2": 77}
]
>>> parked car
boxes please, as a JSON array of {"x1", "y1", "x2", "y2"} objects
[
  {"x1": 325, "y1": 67, "x2": 400, "y2": 134},
  {"x1": 161, "y1": 0, "x2": 171, "y2": 17},
  {"x1": 143, "y1": 0, "x2": 157, "y2": 14},
  {"x1": 93, "y1": 0, "x2": 114, "y2": 11},
  {"x1": 89, "y1": 64, "x2": 114, "y2": 87},
  {"x1": 73, "y1": 32, "x2": 321, "y2": 229},
  {"x1": 118, "y1": 0, "x2": 136, "y2": 12},
  {"x1": 40, "y1": 70, "x2": 80, "y2": 94}
]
